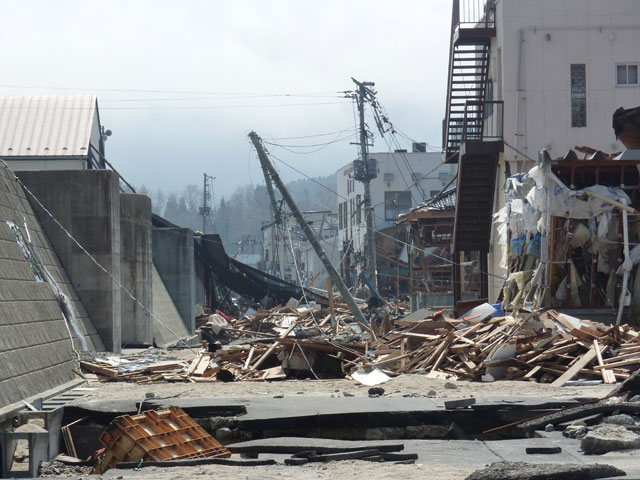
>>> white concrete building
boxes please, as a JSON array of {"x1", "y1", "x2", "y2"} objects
[
  {"x1": 442, "y1": 0, "x2": 640, "y2": 303},
  {"x1": 336, "y1": 149, "x2": 456, "y2": 285}
]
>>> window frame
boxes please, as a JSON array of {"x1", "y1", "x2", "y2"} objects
[
  {"x1": 570, "y1": 63, "x2": 587, "y2": 128},
  {"x1": 384, "y1": 191, "x2": 412, "y2": 221},
  {"x1": 616, "y1": 63, "x2": 639, "y2": 87}
]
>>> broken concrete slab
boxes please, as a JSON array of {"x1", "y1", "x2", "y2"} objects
[
  {"x1": 464, "y1": 461, "x2": 625, "y2": 480},
  {"x1": 445, "y1": 397, "x2": 476, "y2": 409},
  {"x1": 581, "y1": 424, "x2": 640, "y2": 455},
  {"x1": 518, "y1": 401, "x2": 640, "y2": 433},
  {"x1": 226, "y1": 437, "x2": 405, "y2": 455}
]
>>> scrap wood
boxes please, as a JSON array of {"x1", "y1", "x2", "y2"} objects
[
  {"x1": 250, "y1": 320, "x2": 297, "y2": 371},
  {"x1": 79, "y1": 301, "x2": 640, "y2": 385}
]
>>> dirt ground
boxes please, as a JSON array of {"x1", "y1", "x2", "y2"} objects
[
  {"x1": 81, "y1": 373, "x2": 615, "y2": 402},
  {"x1": 101, "y1": 461, "x2": 476, "y2": 480}
]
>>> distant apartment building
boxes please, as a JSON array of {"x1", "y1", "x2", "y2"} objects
[{"x1": 336, "y1": 146, "x2": 456, "y2": 289}]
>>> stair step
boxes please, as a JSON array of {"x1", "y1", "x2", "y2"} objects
[
  {"x1": 453, "y1": 59, "x2": 488, "y2": 64},
  {"x1": 454, "y1": 50, "x2": 488, "y2": 55},
  {"x1": 452, "y1": 65, "x2": 487, "y2": 70}
]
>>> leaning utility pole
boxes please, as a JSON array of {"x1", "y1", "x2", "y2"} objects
[
  {"x1": 199, "y1": 173, "x2": 215, "y2": 233},
  {"x1": 249, "y1": 131, "x2": 369, "y2": 326},
  {"x1": 257, "y1": 140, "x2": 283, "y2": 276},
  {"x1": 351, "y1": 78, "x2": 378, "y2": 290}
]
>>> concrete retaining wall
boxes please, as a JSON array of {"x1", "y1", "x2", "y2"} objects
[
  {"x1": 18, "y1": 170, "x2": 122, "y2": 352},
  {"x1": 152, "y1": 265, "x2": 191, "y2": 347},
  {"x1": 0, "y1": 163, "x2": 102, "y2": 408},
  {"x1": 120, "y1": 194, "x2": 153, "y2": 346},
  {"x1": 152, "y1": 228, "x2": 195, "y2": 334}
]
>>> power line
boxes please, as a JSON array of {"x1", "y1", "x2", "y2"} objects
[
  {"x1": 263, "y1": 133, "x2": 356, "y2": 149},
  {"x1": 0, "y1": 84, "x2": 344, "y2": 97},
  {"x1": 0, "y1": 100, "x2": 352, "y2": 111},
  {"x1": 269, "y1": 127, "x2": 356, "y2": 141},
  {"x1": 264, "y1": 148, "x2": 505, "y2": 281}
]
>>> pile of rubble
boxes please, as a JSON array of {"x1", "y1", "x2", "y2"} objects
[{"x1": 79, "y1": 301, "x2": 640, "y2": 386}]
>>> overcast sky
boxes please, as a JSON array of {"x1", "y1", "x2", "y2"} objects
[{"x1": 0, "y1": 0, "x2": 452, "y2": 200}]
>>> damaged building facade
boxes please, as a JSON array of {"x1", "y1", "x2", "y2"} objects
[
  {"x1": 337, "y1": 148, "x2": 456, "y2": 291},
  {"x1": 441, "y1": 0, "x2": 640, "y2": 321}
]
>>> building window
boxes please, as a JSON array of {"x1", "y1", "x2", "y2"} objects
[
  {"x1": 384, "y1": 191, "x2": 411, "y2": 220},
  {"x1": 356, "y1": 194, "x2": 362, "y2": 223},
  {"x1": 350, "y1": 199, "x2": 354, "y2": 226},
  {"x1": 411, "y1": 172, "x2": 422, "y2": 182},
  {"x1": 383, "y1": 172, "x2": 394, "y2": 181},
  {"x1": 617, "y1": 64, "x2": 638, "y2": 86},
  {"x1": 484, "y1": 80, "x2": 494, "y2": 118},
  {"x1": 570, "y1": 64, "x2": 586, "y2": 127},
  {"x1": 339, "y1": 201, "x2": 347, "y2": 230},
  {"x1": 438, "y1": 171, "x2": 450, "y2": 180}
]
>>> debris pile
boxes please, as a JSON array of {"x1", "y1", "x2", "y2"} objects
[
  {"x1": 365, "y1": 307, "x2": 640, "y2": 385},
  {"x1": 80, "y1": 302, "x2": 640, "y2": 386}
]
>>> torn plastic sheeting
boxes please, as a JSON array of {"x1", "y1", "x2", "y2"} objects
[
  {"x1": 206, "y1": 314, "x2": 229, "y2": 335},
  {"x1": 352, "y1": 367, "x2": 391, "y2": 386},
  {"x1": 555, "y1": 313, "x2": 583, "y2": 332},
  {"x1": 527, "y1": 168, "x2": 630, "y2": 219},
  {"x1": 456, "y1": 303, "x2": 498, "y2": 323}
]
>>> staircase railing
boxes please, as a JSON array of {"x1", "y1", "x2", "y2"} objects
[
  {"x1": 461, "y1": 100, "x2": 503, "y2": 144},
  {"x1": 458, "y1": 0, "x2": 495, "y2": 29},
  {"x1": 443, "y1": 0, "x2": 497, "y2": 162}
]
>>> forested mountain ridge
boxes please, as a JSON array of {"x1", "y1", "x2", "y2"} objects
[{"x1": 139, "y1": 173, "x2": 337, "y2": 254}]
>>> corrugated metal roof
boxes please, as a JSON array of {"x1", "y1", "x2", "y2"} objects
[{"x1": 0, "y1": 95, "x2": 97, "y2": 157}]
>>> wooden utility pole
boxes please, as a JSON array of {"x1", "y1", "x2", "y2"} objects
[
  {"x1": 257, "y1": 144, "x2": 283, "y2": 277},
  {"x1": 249, "y1": 131, "x2": 369, "y2": 326},
  {"x1": 352, "y1": 78, "x2": 378, "y2": 291}
]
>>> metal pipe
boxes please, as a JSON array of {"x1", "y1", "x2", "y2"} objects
[{"x1": 513, "y1": 28, "x2": 523, "y2": 163}]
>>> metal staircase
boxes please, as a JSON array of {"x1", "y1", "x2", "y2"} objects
[
  {"x1": 442, "y1": 1, "x2": 504, "y2": 303},
  {"x1": 443, "y1": 0, "x2": 496, "y2": 163}
]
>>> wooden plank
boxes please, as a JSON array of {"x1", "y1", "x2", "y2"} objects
[
  {"x1": 593, "y1": 340, "x2": 615, "y2": 385},
  {"x1": 186, "y1": 353, "x2": 205, "y2": 376},
  {"x1": 595, "y1": 357, "x2": 640, "y2": 369},
  {"x1": 80, "y1": 361, "x2": 117, "y2": 378},
  {"x1": 550, "y1": 345, "x2": 598, "y2": 387},
  {"x1": 243, "y1": 347, "x2": 255, "y2": 370},
  {"x1": 327, "y1": 277, "x2": 337, "y2": 335},
  {"x1": 250, "y1": 321, "x2": 297, "y2": 371},
  {"x1": 523, "y1": 365, "x2": 542, "y2": 380}
]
